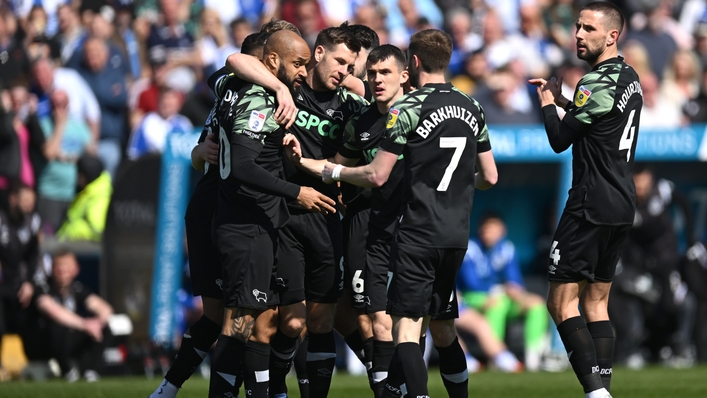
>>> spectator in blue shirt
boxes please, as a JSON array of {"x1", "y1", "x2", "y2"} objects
[
  {"x1": 457, "y1": 213, "x2": 549, "y2": 371},
  {"x1": 70, "y1": 37, "x2": 129, "y2": 178}
]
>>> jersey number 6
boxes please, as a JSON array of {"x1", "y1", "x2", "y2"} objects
[{"x1": 437, "y1": 137, "x2": 467, "y2": 192}]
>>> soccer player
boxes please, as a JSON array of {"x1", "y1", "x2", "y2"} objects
[
  {"x1": 200, "y1": 29, "x2": 336, "y2": 398},
  {"x1": 341, "y1": 24, "x2": 380, "y2": 101},
  {"x1": 289, "y1": 44, "x2": 409, "y2": 397},
  {"x1": 148, "y1": 27, "x2": 302, "y2": 398},
  {"x1": 322, "y1": 29, "x2": 498, "y2": 397},
  {"x1": 226, "y1": 23, "x2": 366, "y2": 398},
  {"x1": 529, "y1": 2, "x2": 642, "y2": 398}
]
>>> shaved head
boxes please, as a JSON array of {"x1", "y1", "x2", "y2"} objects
[
  {"x1": 262, "y1": 30, "x2": 311, "y2": 92},
  {"x1": 263, "y1": 30, "x2": 309, "y2": 59}
]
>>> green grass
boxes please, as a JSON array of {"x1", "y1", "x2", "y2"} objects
[{"x1": 1, "y1": 366, "x2": 707, "y2": 397}]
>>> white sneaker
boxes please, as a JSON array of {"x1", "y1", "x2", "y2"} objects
[
  {"x1": 65, "y1": 368, "x2": 80, "y2": 382},
  {"x1": 84, "y1": 370, "x2": 100, "y2": 382}
]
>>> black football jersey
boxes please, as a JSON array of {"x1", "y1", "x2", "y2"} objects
[
  {"x1": 380, "y1": 83, "x2": 491, "y2": 249},
  {"x1": 630, "y1": 179, "x2": 678, "y2": 253},
  {"x1": 562, "y1": 56, "x2": 641, "y2": 226},
  {"x1": 340, "y1": 104, "x2": 406, "y2": 242},
  {"x1": 286, "y1": 81, "x2": 367, "y2": 210},
  {"x1": 214, "y1": 75, "x2": 293, "y2": 228},
  {"x1": 0, "y1": 210, "x2": 40, "y2": 290}
]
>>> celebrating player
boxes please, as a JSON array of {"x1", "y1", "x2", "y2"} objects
[{"x1": 529, "y1": 2, "x2": 641, "y2": 398}]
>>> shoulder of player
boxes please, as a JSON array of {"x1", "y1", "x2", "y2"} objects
[{"x1": 391, "y1": 88, "x2": 432, "y2": 112}]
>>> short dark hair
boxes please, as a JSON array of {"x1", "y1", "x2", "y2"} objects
[
  {"x1": 349, "y1": 24, "x2": 379, "y2": 51},
  {"x1": 583, "y1": 1, "x2": 625, "y2": 36},
  {"x1": 7, "y1": 179, "x2": 31, "y2": 197},
  {"x1": 367, "y1": 44, "x2": 406, "y2": 71},
  {"x1": 314, "y1": 22, "x2": 361, "y2": 53},
  {"x1": 77, "y1": 153, "x2": 104, "y2": 183},
  {"x1": 260, "y1": 18, "x2": 301, "y2": 36},
  {"x1": 479, "y1": 211, "x2": 504, "y2": 226},
  {"x1": 51, "y1": 246, "x2": 75, "y2": 261},
  {"x1": 241, "y1": 32, "x2": 268, "y2": 56},
  {"x1": 408, "y1": 29, "x2": 452, "y2": 74}
]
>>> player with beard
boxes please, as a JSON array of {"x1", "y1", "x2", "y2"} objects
[
  {"x1": 529, "y1": 3, "x2": 641, "y2": 398},
  {"x1": 322, "y1": 29, "x2": 497, "y2": 397},
  {"x1": 148, "y1": 25, "x2": 307, "y2": 398},
  {"x1": 226, "y1": 23, "x2": 366, "y2": 398},
  {"x1": 288, "y1": 44, "x2": 408, "y2": 397}
]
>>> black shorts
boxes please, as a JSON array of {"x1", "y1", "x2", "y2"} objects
[
  {"x1": 365, "y1": 238, "x2": 391, "y2": 313},
  {"x1": 386, "y1": 242, "x2": 464, "y2": 319},
  {"x1": 215, "y1": 223, "x2": 280, "y2": 310},
  {"x1": 277, "y1": 211, "x2": 344, "y2": 305},
  {"x1": 343, "y1": 208, "x2": 369, "y2": 310},
  {"x1": 185, "y1": 212, "x2": 222, "y2": 300},
  {"x1": 548, "y1": 212, "x2": 631, "y2": 283}
]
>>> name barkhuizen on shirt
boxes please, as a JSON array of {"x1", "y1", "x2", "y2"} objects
[{"x1": 416, "y1": 105, "x2": 479, "y2": 138}]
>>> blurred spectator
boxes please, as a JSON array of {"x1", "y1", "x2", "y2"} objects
[
  {"x1": 230, "y1": 17, "x2": 253, "y2": 51},
  {"x1": 36, "y1": 90, "x2": 92, "y2": 235},
  {"x1": 28, "y1": 248, "x2": 113, "y2": 381},
  {"x1": 282, "y1": 0, "x2": 327, "y2": 48},
  {"x1": 611, "y1": 166, "x2": 698, "y2": 368},
  {"x1": 475, "y1": 65, "x2": 541, "y2": 125},
  {"x1": 146, "y1": 0, "x2": 201, "y2": 94},
  {"x1": 639, "y1": 72, "x2": 683, "y2": 128},
  {"x1": 199, "y1": 8, "x2": 238, "y2": 78},
  {"x1": 661, "y1": 49, "x2": 701, "y2": 112},
  {"x1": 69, "y1": 37, "x2": 129, "y2": 178},
  {"x1": 446, "y1": 8, "x2": 482, "y2": 76},
  {"x1": 683, "y1": 65, "x2": 707, "y2": 122},
  {"x1": 31, "y1": 57, "x2": 101, "y2": 147},
  {"x1": 0, "y1": 8, "x2": 30, "y2": 89},
  {"x1": 555, "y1": 60, "x2": 589, "y2": 118},
  {"x1": 451, "y1": 50, "x2": 491, "y2": 96},
  {"x1": 0, "y1": 84, "x2": 46, "y2": 209},
  {"x1": 455, "y1": 303, "x2": 523, "y2": 373},
  {"x1": 0, "y1": 182, "x2": 41, "y2": 363},
  {"x1": 56, "y1": 4, "x2": 86, "y2": 65},
  {"x1": 626, "y1": 2, "x2": 678, "y2": 81},
  {"x1": 22, "y1": 5, "x2": 61, "y2": 62},
  {"x1": 14, "y1": 0, "x2": 64, "y2": 37},
  {"x1": 56, "y1": 154, "x2": 111, "y2": 242},
  {"x1": 114, "y1": 1, "x2": 143, "y2": 79},
  {"x1": 127, "y1": 88, "x2": 192, "y2": 160},
  {"x1": 620, "y1": 39, "x2": 653, "y2": 79},
  {"x1": 542, "y1": 0, "x2": 576, "y2": 52},
  {"x1": 518, "y1": 2, "x2": 563, "y2": 73},
  {"x1": 457, "y1": 213, "x2": 549, "y2": 371},
  {"x1": 352, "y1": 2, "x2": 388, "y2": 45}
]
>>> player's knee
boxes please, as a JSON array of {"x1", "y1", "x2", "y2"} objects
[
  {"x1": 429, "y1": 320, "x2": 456, "y2": 347},
  {"x1": 280, "y1": 316, "x2": 306, "y2": 337}
]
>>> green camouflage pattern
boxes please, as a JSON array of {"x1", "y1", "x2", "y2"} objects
[{"x1": 569, "y1": 62, "x2": 622, "y2": 125}]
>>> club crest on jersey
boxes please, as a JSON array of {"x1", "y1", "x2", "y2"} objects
[
  {"x1": 360, "y1": 132, "x2": 370, "y2": 141},
  {"x1": 326, "y1": 109, "x2": 344, "y2": 121},
  {"x1": 248, "y1": 111, "x2": 267, "y2": 132},
  {"x1": 386, "y1": 108, "x2": 400, "y2": 128},
  {"x1": 574, "y1": 85, "x2": 592, "y2": 107}
]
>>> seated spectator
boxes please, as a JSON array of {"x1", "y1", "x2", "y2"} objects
[
  {"x1": 474, "y1": 66, "x2": 542, "y2": 125},
  {"x1": 683, "y1": 65, "x2": 707, "y2": 122},
  {"x1": 198, "y1": 8, "x2": 238, "y2": 78},
  {"x1": 0, "y1": 8, "x2": 30, "y2": 89},
  {"x1": 26, "y1": 248, "x2": 113, "y2": 382},
  {"x1": 56, "y1": 4, "x2": 87, "y2": 65},
  {"x1": 127, "y1": 88, "x2": 192, "y2": 160},
  {"x1": 36, "y1": 90, "x2": 92, "y2": 235},
  {"x1": 639, "y1": 72, "x2": 684, "y2": 128},
  {"x1": 56, "y1": 154, "x2": 111, "y2": 242},
  {"x1": 455, "y1": 302, "x2": 523, "y2": 373},
  {"x1": 457, "y1": 213, "x2": 549, "y2": 371},
  {"x1": 0, "y1": 84, "x2": 46, "y2": 210},
  {"x1": 0, "y1": 182, "x2": 41, "y2": 370},
  {"x1": 69, "y1": 37, "x2": 129, "y2": 178}
]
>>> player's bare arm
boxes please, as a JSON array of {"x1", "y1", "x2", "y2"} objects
[
  {"x1": 475, "y1": 150, "x2": 498, "y2": 190},
  {"x1": 322, "y1": 148, "x2": 397, "y2": 187},
  {"x1": 340, "y1": 74, "x2": 367, "y2": 97},
  {"x1": 225, "y1": 52, "x2": 298, "y2": 128},
  {"x1": 190, "y1": 132, "x2": 218, "y2": 171}
]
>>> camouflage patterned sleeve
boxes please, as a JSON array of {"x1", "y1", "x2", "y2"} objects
[
  {"x1": 567, "y1": 72, "x2": 616, "y2": 125},
  {"x1": 472, "y1": 97, "x2": 491, "y2": 152},
  {"x1": 230, "y1": 85, "x2": 280, "y2": 145},
  {"x1": 379, "y1": 91, "x2": 425, "y2": 155},
  {"x1": 343, "y1": 89, "x2": 370, "y2": 115}
]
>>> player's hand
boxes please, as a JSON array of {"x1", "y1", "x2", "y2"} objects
[
  {"x1": 202, "y1": 132, "x2": 219, "y2": 165},
  {"x1": 17, "y1": 281, "x2": 34, "y2": 308},
  {"x1": 322, "y1": 162, "x2": 336, "y2": 184},
  {"x1": 83, "y1": 318, "x2": 104, "y2": 342},
  {"x1": 296, "y1": 187, "x2": 336, "y2": 215},
  {"x1": 274, "y1": 85, "x2": 298, "y2": 129},
  {"x1": 282, "y1": 133, "x2": 302, "y2": 164},
  {"x1": 529, "y1": 76, "x2": 563, "y2": 107}
]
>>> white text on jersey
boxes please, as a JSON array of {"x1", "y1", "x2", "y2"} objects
[
  {"x1": 617, "y1": 81, "x2": 642, "y2": 113},
  {"x1": 416, "y1": 105, "x2": 478, "y2": 139}
]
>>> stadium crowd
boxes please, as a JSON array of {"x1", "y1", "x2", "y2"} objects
[{"x1": 0, "y1": 0, "x2": 706, "y2": 390}]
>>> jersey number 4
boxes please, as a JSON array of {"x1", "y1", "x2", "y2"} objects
[
  {"x1": 619, "y1": 109, "x2": 637, "y2": 162},
  {"x1": 437, "y1": 137, "x2": 467, "y2": 191}
]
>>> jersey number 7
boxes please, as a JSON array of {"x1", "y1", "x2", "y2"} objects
[
  {"x1": 437, "y1": 137, "x2": 467, "y2": 192},
  {"x1": 618, "y1": 109, "x2": 637, "y2": 162}
]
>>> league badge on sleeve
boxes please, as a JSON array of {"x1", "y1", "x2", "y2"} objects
[
  {"x1": 574, "y1": 85, "x2": 592, "y2": 107},
  {"x1": 386, "y1": 108, "x2": 400, "y2": 129},
  {"x1": 248, "y1": 111, "x2": 267, "y2": 132}
]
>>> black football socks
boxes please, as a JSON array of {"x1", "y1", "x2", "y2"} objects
[
  {"x1": 557, "y1": 316, "x2": 604, "y2": 394},
  {"x1": 436, "y1": 337, "x2": 468, "y2": 398},
  {"x1": 587, "y1": 320, "x2": 615, "y2": 392}
]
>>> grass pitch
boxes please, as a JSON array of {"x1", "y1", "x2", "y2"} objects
[{"x1": 0, "y1": 366, "x2": 706, "y2": 397}]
